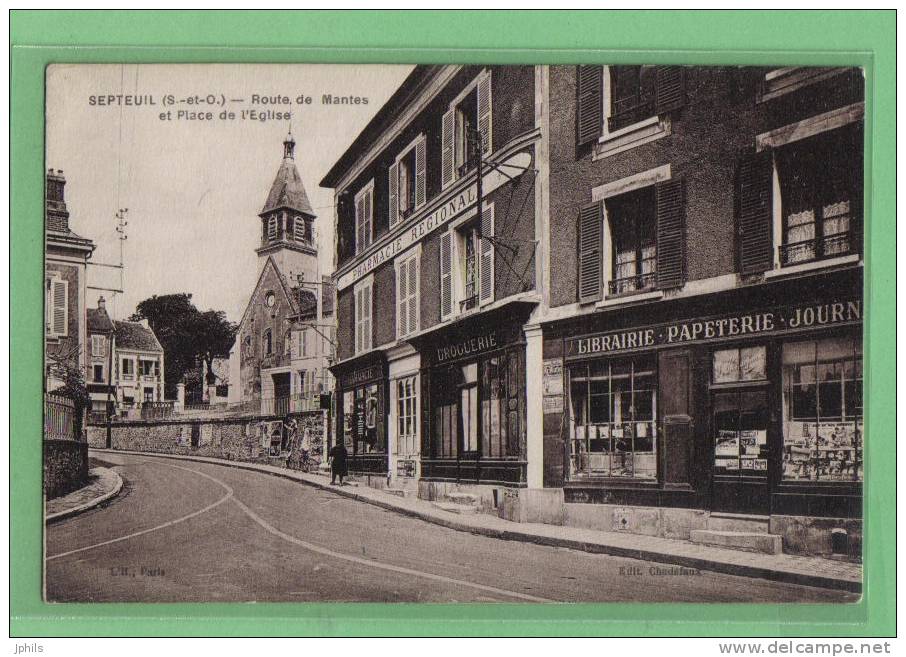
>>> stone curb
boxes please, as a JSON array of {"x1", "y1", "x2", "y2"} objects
[
  {"x1": 45, "y1": 467, "x2": 124, "y2": 524},
  {"x1": 91, "y1": 449, "x2": 861, "y2": 594}
]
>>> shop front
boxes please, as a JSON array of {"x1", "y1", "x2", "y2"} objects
[
  {"x1": 332, "y1": 353, "x2": 389, "y2": 480},
  {"x1": 413, "y1": 304, "x2": 535, "y2": 500},
  {"x1": 542, "y1": 271, "x2": 863, "y2": 555}
]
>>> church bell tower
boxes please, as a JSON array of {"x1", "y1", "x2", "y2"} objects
[{"x1": 256, "y1": 132, "x2": 319, "y2": 285}]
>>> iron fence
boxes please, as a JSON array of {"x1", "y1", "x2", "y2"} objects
[{"x1": 44, "y1": 393, "x2": 77, "y2": 441}]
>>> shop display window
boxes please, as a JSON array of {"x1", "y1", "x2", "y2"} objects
[
  {"x1": 782, "y1": 336, "x2": 862, "y2": 481},
  {"x1": 430, "y1": 347, "x2": 524, "y2": 459},
  {"x1": 568, "y1": 355, "x2": 657, "y2": 479},
  {"x1": 341, "y1": 383, "x2": 384, "y2": 456},
  {"x1": 712, "y1": 389, "x2": 770, "y2": 476}
]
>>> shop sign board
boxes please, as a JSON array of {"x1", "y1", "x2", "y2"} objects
[
  {"x1": 565, "y1": 299, "x2": 861, "y2": 359},
  {"x1": 338, "y1": 364, "x2": 382, "y2": 389},
  {"x1": 336, "y1": 152, "x2": 533, "y2": 291},
  {"x1": 396, "y1": 459, "x2": 416, "y2": 478}
]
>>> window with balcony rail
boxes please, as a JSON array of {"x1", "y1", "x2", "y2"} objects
[
  {"x1": 459, "y1": 225, "x2": 479, "y2": 311},
  {"x1": 776, "y1": 125, "x2": 861, "y2": 268},
  {"x1": 608, "y1": 65, "x2": 657, "y2": 133},
  {"x1": 607, "y1": 186, "x2": 657, "y2": 296}
]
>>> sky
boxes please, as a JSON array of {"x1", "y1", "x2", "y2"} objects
[{"x1": 47, "y1": 63, "x2": 413, "y2": 323}]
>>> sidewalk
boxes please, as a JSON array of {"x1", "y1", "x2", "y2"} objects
[
  {"x1": 91, "y1": 448, "x2": 861, "y2": 593},
  {"x1": 45, "y1": 466, "x2": 124, "y2": 523}
]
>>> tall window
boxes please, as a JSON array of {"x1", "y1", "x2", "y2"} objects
[
  {"x1": 263, "y1": 328, "x2": 273, "y2": 356},
  {"x1": 91, "y1": 334, "x2": 106, "y2": 357},
  {"x1": 776, "y1": 125, "x2": 861, "y2": 266},
  {"x1": 93, "y1": 364, "x2": 104, "y2": 383},
  {"x1": 354, "y1": 279, "x2": 373, "y2": 354},
  {"x1": 568, "y1": 355, "x2": 657, "y2": 480},
  {"x1": 459, "y1": 225, "x2": 480, "y2": 311},
  {"x1": 396, "y1": 375, "x2": 418, "y2": 456},
  {"x1": 283, "y1": 330, "x2": 293, "y2": 356},
  {"x1": 355, "y1": 183, "x2": 374, "y2": 255},
  {"x1": 608, "y1": 66, "x2": 657, "y2": 132},
  {"x1": 460, "y1": 363, "x2": 479, "y2": 452},
  {"x1": 782, "y1": 337, "x2": 862, "y2": 482},
  {"x1": 396, "y1": 253, "x2": 420, "y2": 338},
  {"x1": 397, "y1": 148, "x2": 416, "y2": 219},
  {"x1": 607, "y1": 186, "x2": 657, "y2": 295},
  {"x1": 454, "y1": 88, "x2": 478, "y2": 178},
  {"x1": 121, "y1": 358, "x2": 134, "y2": 379}
]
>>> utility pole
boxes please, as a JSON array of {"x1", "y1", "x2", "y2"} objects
[
  {"x1": 105, "y1": 208, "x2": 127, "y2": 448},
  {"x1": 470, "y1": 127, "x2": 484, "y2": 234}
]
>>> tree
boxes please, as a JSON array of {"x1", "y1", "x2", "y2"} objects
[
  {"x1": 188, "y1": 310, "x2": 239, "y2": 386},
  {"x1": 130, "y1": 294, "x2": 237, "y2": 399}
]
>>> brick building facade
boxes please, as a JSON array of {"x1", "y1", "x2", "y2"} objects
[{"x1": 323, "y1": 65, "x2": 865, "y2": 555}]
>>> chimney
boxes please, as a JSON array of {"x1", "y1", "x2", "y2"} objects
[
  {"x1": 45, "y1": 168, "x2": 70, "y2": 233},
  {"x1": 98, "y1": 296, "x2": 106, "y2": 311}
]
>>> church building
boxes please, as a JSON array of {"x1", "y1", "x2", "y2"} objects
[{"x1": 228, "y1": 133, "x2": 336, "y2": 417}]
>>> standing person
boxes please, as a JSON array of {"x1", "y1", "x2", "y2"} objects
[{"x1": 329, "y1": 441, "x2": 348, "y2": 485}]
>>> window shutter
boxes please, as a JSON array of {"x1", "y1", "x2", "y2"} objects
[
  {"x1": 655, "y1": 66, "x2": 685, "y2": 114},
  {"x1": 354, "y1": 288, "x2": 362, "y2": 353},
  {"x1": 364, "y1": 284, "x2": 372, "y2": 350},
  {"x1": 577, "y1": 202, "x2": 603, "y2": 303},
  {"x1": 576, "y1": 65, "x2": 603, "y2": 146},
  {"x1": 738, "y1": 150, "x2": 775, "y2": 275},
  {"x1": 397, "y1": 259, "x2": 408, "y2": 338},
  {"x1": 440, "y1": 231, "x2": 453, "y2": 319},
  {"x1": 355, "y1": 197, "x2": 364, "y2": 254},
  {"x1": 364, "y1": 189, "x2": 373, "y2": 247},
  {"x1": 477, "y1": 71, "x2": 492, "y2": 156},
  {"x1": 52, "y1": 279, "x2": 67, "y2": 335},
  {"x1": 441, "y1": 109, "x2": 455, "y2": 189},
  {"x1": 656, "y1": 178, "x2": 686, "y2": 289},
  {"x1": 388, "y1": 163, "x2": 399, "y2": 228},
  {"x1": 415, "y1": 137, "x2": 427, "y2": 208},
  {"x1": 479, "y1": 206, "x2": 495, "y2": 305},
  {"x1": 408, "y1": 255, "x2": 418, "y2": 333}
]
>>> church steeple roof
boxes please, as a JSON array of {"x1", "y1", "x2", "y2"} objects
[{"x1": 260, "y1": 132, "x2": 315, "y2": 217}]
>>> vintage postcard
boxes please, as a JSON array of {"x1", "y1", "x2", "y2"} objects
[{"x1": 43, "y1": 63, "x2": 864, "y2": 603}]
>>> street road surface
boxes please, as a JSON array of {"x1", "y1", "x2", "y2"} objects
[{"x1": 45, "y1": 453, "x2": 858, "y2": 603}]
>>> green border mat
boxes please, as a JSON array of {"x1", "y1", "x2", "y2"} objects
[{"x1": 10, "y1": 10, "x2": 896, "y2": 637}]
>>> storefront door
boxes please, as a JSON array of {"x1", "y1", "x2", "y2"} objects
[{"x1": 711, "y1": 388, "x2": 771, "y2": 515}]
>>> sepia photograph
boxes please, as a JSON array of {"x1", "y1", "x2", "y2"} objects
[{"x1": 43, "y1": 62, "x2": 864, "y2": 604}]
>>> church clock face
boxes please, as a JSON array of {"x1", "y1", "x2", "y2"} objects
[{"x1": 264, "y1": 291, "x2": 276, "y2": 308}]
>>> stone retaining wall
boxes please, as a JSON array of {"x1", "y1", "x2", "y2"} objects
[
  {"x1": 44, "y1": 439, "x2": 89, "y2": 499},
  {"x1": 87, "y1": 411, "x2": 328, "y2": 469}
]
